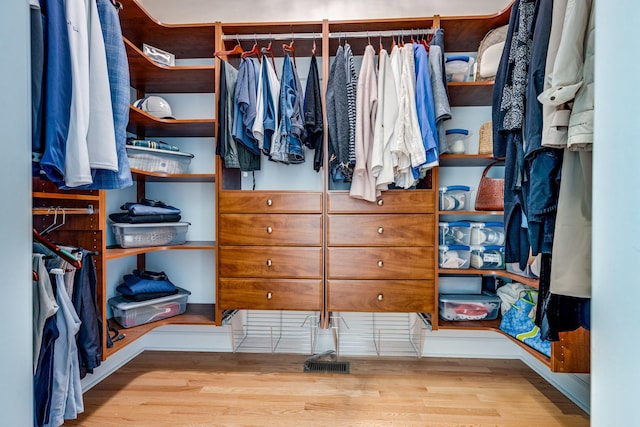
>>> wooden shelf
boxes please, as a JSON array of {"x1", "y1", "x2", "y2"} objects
[
  {"x1": 438, "y1": 268, "x2": 540, "y2": 288},
  {"x1": 125, "y1": 38, "x2": 216, "y2": 93},
  {"x1": 106, "y1": 241, "x2": 217, "y2": 261},
  {"x1": 105, "y1": 303, "x2": 217, "y2": 357},
  {"x1": 438, "y1": 210, "x2": 504, "y2": 216},
  {"x1": 438, "y1": 318, "x2": 552, "y2": 366},
  {"x1": 127, "y1": 106, "x2": 216, "y2": 138},
  {"x1": 447, "y1": 81, "x2": 495, "y2": 107},
  {"x1": 439, "y1": 4, "x2": 512, "y2": 52},
  {"x1": 439, "y1": 154, "x2": 499, "y2": 167},
  {"x1": 118, "y1": 0, "x2": 216, "y2": 59},
  {"x1": 131, "y1": 169, "x2": 216, "y2": 182}
]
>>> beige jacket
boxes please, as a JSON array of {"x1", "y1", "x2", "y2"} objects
[{"x1": 538, "y1": 0, "x2": 594, "y2": 150}]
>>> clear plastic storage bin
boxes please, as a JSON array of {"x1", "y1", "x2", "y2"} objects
[
  {"x1": 469, "y1": 245, "x2": 505, "y2": 269},
  {"x1": 439, "y1": 245, "x2": 471, "y2": 269},
  {"x1": 108, "y1": 287, "x2": 191, "y2": 328},
  {"x1": 111, "y1": 222, "x2": 190, "y2": 248},
  {"x1": 438, "y1": 275, "x2": 482, "y2": 294},
  {"x1": 439, "y1": 185, "x2": 472, "y2": 211},
  {"x1": 469, "y1": 222, "x2": 505, "y2": 246},
  {"x1": 445, "y1": 55, "x2": 475, "y2": 82},
  {"x1": 439, "y1": 221, "x2": 472, "y2": 245},
  {"x1": 439, "y1": 292, "x2": 501, "y2": 321},
  {"x1": 126, "y1": 146, "x2": 194, "y2": 174},
  {"x1": 445, "y1": 128, "x2": 471, "y2": 154}
]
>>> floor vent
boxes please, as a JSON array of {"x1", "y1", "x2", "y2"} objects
[{"x1": 303, "y1": 351, "x2": 350, "y2": 374}]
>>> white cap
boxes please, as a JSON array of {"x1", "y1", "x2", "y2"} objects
[{"x1": 133, "y1": 96, "x2": 175, "y2": 119}]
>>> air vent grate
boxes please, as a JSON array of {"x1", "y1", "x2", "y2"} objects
[{"x1": 303, "y1": 351, "x2": 350, "y2": 374}]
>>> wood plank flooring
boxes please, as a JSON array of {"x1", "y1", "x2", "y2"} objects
[{"x1": 65, "y1": 351, "x2": 589, "y2": 426}]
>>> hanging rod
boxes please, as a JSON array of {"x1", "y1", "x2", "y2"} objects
[
  {"x1": 33, "y1": 205, "x2": 95, "y2": 216},
  {"x1": 329, "y1": 28, "x2": 437, "y2": 39},
  {"x1": 222, "y1": 33, "x2": 319, "y2": 41}
]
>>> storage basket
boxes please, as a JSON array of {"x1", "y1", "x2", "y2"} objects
[
  {"x1": 126, "y1": 146, "x2": 194, "y2": 174},
  {"x1": 109, "y1": 287, "x2": 191, "y2": 328},
  {"x1": 111, "y1": 222, "x2": 190, "y2": 248},
  {"x1": 478, "y1": 121, "x2": 493, "y2": 155}
]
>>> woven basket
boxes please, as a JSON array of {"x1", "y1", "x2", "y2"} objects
[{"x1": 478, "y1": 121, "x2": 493, "y2": 155}]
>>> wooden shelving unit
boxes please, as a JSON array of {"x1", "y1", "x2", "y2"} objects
[{"x1": 127, "y1": 107, "x2": 216, "y2": 138}]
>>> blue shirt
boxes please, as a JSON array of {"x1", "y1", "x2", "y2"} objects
[
  {"x1": 39, "y1": 0, "x2": 72, "y2": 184},
  {"x1": 232, "y1": 58, "x2": 261, "y2": 155},
  {"x1": 414, "y1": 43, "x2": 439, "y2": 167}
]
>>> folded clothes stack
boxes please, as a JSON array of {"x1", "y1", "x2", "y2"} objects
[
  {"x1": 109, "y1": 198, "x2": 181, "y2": 224},
  {"x1": 126, "y1": 138, "x2": 180, "y2": 152},
  {"x1": 116, "y1": 269, "x2": 178, "y2": 302}
]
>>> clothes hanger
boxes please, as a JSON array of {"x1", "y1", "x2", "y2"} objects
[
  {"x1": 260, "y1": 39, "x2": 277, "y2": 77},
  {"x1": 109, "y1": 0, "x2": 123, "y2": 11},
  {"x1": 214, "y1": 35, "x2": 244, "y2": 58},
  {"x1": 311, "y1": 33, "x2": 317, "y2": 56},
  {"x1": 283, "y1": 36, "x2": 296, "y2": 67},
  {"x1": 241, "y1": 36, "x2": 261, "y2": 62},
  {"x1": 33, "y1": 228, "x2": 82, "y2": 269}
]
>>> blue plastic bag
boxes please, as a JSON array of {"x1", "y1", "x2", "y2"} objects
[{"x1": 499, "y1": 290, "x2": 551, "y2": 357}]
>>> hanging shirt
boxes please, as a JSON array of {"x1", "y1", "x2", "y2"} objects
[
  {"x1": 326, "y1": 45, "x2": 352, "y2": 181},
  {"x1": 272, "y1": 54, "x2": 305, "y2": 164},
  {"x1": 85, "y1": 0, "x2": 118, "y2": 172},
  {"x1": 80, "y1": 0, "x2": 133, "y2": 189},
  {"x1": 344, "y1": 43, "x2": 358, "y2": 167},
  {"x1": 350, "y1": 44, "x2": 379, "y2": 202},
  {"x1": 39, "y1": 0, "x2": 72, "y2": 184},
  {"x1": 218, "y1": 61, "x2": 241, "y2": 169},
  {"x1": 428, "y1": 44, "x2": 452, "y2": 155},
  {"x1": 371, "y1": 48, "x2": 398, "y2": 191},
  {"x1": 414, "y1": 43, "x2": 439, "y2": 170},
  {"x1": 304, "y1": 54, "x2": 324, "y2": 171},
  {"x1": 32, "y1": 254, "x2": 58, "y2": 373},
  {"x1": 389, "y1": 45, "x2": 413, "y2": 189},
  {"x1": 232, "y1": 58, "x2": 261, "y2": 155},
  {"x1": 262, "y1": 56, "x2": 280, "y2": 157},
  {"x1": 252, "y1": 57, "x2": 267, "y2": 151}
]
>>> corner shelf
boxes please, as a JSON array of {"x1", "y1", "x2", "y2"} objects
[
  {"x1": 438, "y1": 268, "x2": 540, "y2": 289},
  {"x1": 105, "y1": 241, "x2": 217, "y2": 261},
  {"x1": 131, "y1": 169, "x2": 216, "y2": 183},
  {"x1": 127, "y1": 107, "x2": 216, "y2": 138},
  {"x1": 447, "y1": 81, "x2": 495, "y2": 107},
  {"x1": 105, "y1": 303, "x2": 217, "y2": 357},
  {"x1": 439, "y1": 154, "x2": 498, "y2": 167},
  {"x1": 124, "y1": 38, "x2": 216, "y2": 94}
]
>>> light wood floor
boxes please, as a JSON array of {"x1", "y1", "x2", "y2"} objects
[{"x1": 65, "y1": 351, "x2": 589, "y2": 427}]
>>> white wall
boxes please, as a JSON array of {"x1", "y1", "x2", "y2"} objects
[
  {"x1": 139, "y1": 0, "x2": 511, "y2": 23},
  {"x1": 592, "y1": 2, "x2": 640, "y2": 426},
  {"x1": 0, "y1": 1, "x2": 34, "y2": 425}
]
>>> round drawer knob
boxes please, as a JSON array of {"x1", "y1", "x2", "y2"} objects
[
  {"x1": 266, "y1": 259, "x2": 272, "y2": 267},
  {"x1": 377, "y1": 227, "x2": 384, "y2": 234},
  {"x1": 266, "y1": 292, "x2": 272, "y2": 300},
  {"x1": 377, "y1": 260, "x2": 384, "y2": 268},
  {"x1": 266, "y1": 226, "x2": 273, "y2": 234},
  {"x1": 377, "y1": 199, "x2": 384, "y2": 206},
  {"x1": 377, "y1": 293, "x2": 384, "y2": 301},
  {"x1": 266, "y1": 199, "x2": 273, "y2": 206}
]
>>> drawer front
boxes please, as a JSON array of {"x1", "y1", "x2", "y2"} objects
[
  {"x1": 219, "y1": 191, "x2": 323, "y2": 213},
  {"x1": 327, "y1": 247, "x2": 434, "y2": 279},
  {"x1": 327, "y1": 214, "x2": 434, "y2": 246},
  {"x1": 328, "y1": 190, "x2": 435, "y2": 213},
  {"x1": 219, "y1": 214, "x2": 322, "y2": 246},
  {"x1": 219, "y1": 246, "x2": 323, "y2": 278},
  {"x1": 219, "y1": 278, "x2": 322, "y2": 311},
  {"x1": 327, "y1": 280, "x2": 435, "y2": 312}
]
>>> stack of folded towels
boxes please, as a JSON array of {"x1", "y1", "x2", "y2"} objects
[
  {"x1": 109, "y1": 198, "x2": 181, "y2": 224},
  {"x1": 116, "y1": 269, "x2": 178, "y2": 301}
]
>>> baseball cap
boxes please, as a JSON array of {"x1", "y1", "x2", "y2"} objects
[{"x1": 133, "y1": 96, "x2": 175, "y2": 119}]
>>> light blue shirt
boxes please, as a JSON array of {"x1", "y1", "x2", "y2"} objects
[{"x1": 414, "y1": 43, "x2": 439, "y2": 167}]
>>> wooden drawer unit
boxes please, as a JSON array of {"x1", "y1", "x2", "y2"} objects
[
  {"x1": 219, "y1": 191, "x2": 323, "y2": 213},
  {"x1": 327, "y1": 280, "x2": 434, "y2": 312},
  {"x1": 327, "y1": 214, "x2": 434, "y2": 246},
  {"x1": 219, "y1": 214, "x2": 322, "y2": 246},
  {"x1": 328, "y1": 190, "x2": 435, "y2": 213},
  {"x1": 219, "y1": 246, "x2": 323, "y2": 278},
  {"x1": 219, "y1": 278, "x2": 323, "y2": 311},
  {"x1": 327, "y1": 247, "x2": 434, "y2": 279}
]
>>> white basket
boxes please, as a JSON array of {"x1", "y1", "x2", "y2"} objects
[{"x1": 126, "y1": 146, "x2": 194, "y2": 174}]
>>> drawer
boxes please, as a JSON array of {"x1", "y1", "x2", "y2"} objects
[
  {"x1": 219, "y1": 278, "x2": 323, "y2": 311},
  {"x1": 219, "y1": 191, "x2": 322, "y2": 213},
  {"x1": 327, "y1": 247, "x2": 434, "y2": 279},
  {"x1": 219, "y1": 214, "x2": 322, "y2": 246},
  {"x1": 327, "y1": 214, "x2": 434, "y2": 246},
  {"x1": 328, "y1": 190, "x2": 435, "y2": 213},
  {"x1": 219, "y1": 246, "x2": 323, "y2": 278},
  {"x1": 327, "y1": 280, "x2": 435, "y2": 312}
]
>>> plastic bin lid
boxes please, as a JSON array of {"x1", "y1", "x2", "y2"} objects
[
  {"x1": 483, "y1": 222, "x2": 505, "y2": 227},
  {"x1": 126, "y1": 145, "x2": 194, "y2": 158},
  {"x1": 110, "y1": 222, "x2": 191, "y2": 229},
  {"x1": 108, "y1": 287, "x2": 191, "y2": 310},
  {"x1": 470, "y1": 245, "x2": 504, "y2": 251},
  {"x1": 439, "y1": 185, "x2": 471, "y2": 192},
  {"x1": 439, "y1": 291, "x2": 501, "y2": 303},
  {"x1": 445, "y1": 128, "x2": 469, "y2": 135},
  {"x1": 445, "y1": 55, "x2": 471, "y2": 63},
  {"x1": 439, "y1": 244, "x2": 471, "y2": 251}
]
